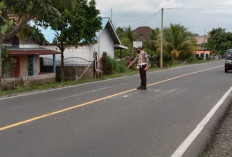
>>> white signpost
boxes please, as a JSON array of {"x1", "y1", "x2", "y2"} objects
[{"x1": 133, "y1": 41, "x2": 143, "y2": 48}]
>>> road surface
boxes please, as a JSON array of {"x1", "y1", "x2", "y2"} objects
[{"x1": 0, "y1": 60, "x2": 231, "y2": 157}]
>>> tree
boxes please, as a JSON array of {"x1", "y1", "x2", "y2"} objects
[
  {"x1": 116, "y1": 27, "x2": 125, "y2": 40},
  {"x1": 42, "y1": 0, "x2": 102, "y2": 82},
  {"x1": 115, "y1": 38, "x2": 134, "y2": 59},
  {"x1": 0, "y1": 2, "x2": 13, "y2": 87},
  {"x1": 207, "y1": 28, "x2": 232, "y2": 56},
  {"x1": 18, "y1": 25, "x2": 46, "y2": 45},
  {"x1": 124, "y1": 26, "x2": 134, "y2": 42},
  {"x1": 156, "y1": 24, "x2": 196, "y2": 63},
  {"x1": 1, "y1": 46, "x2": 16, "y2": 78}
]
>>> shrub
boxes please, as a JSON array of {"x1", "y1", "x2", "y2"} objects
[{"x1": 105, "y1": 57, "x2": 127, "y2": 74}]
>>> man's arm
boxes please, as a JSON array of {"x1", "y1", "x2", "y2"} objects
[
  {"x1": 144, "y1": 51, "x2": 150, "y2": 70},
  {"x1": 127, "y1": 54, "x2": 138, "y2": 68}
]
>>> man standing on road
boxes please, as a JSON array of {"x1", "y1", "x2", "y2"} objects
[{"x1": 127, "y1": 46, "x2": 150, "y2": 90}]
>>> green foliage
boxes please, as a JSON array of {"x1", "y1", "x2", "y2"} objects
[
  {"x1": 115, "y1": 27, "x2": 135, "y2": 58},
  {"x1": 116, "y1": 26, "x2": 134, "y2": 42},
  {"x1": 47, "y1": 0, "x2": 102, "y2": 46},
  {"x1": 1, "y1": 46, "x2": 16, "y2": 78},
  {"x1": 115, "y1": 38, "x2": 135, "y2": 58},
  {"x1": 105, "y1": 57, "x2": 127, "y2": 74},
  {"x1": 156, "y1": 24, "x2": 196, "y2": 63},
  {"x1": 4, "y1": 0, "x2": 59, "y2": 19},
  {"x1": 18, "y1": 25, "x2": 46, "y2": 45},
  {"x1": 41, "y1": 0, "x2": 101, "y2": 82},
  {"x1": 116, "y1": 27, "x2": 125, "y2": 40},
  {"x1": 0, "y1": 2, "x2": 14, "y2": 37},
  {"x1": 207, "y1": 28, "x2": 232, "y2": 56}
]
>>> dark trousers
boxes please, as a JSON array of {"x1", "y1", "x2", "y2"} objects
[{"x1": 139, "y1": 65, "x2": 147, "y2": 88}]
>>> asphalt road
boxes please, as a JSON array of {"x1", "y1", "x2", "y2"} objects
[{"x1": 0, "y1": 60, "x2": 232, "y2": 157}]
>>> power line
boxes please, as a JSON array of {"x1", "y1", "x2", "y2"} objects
[
  {"x1": 165, "y1": 5, "x2": 232, "y2": 11},
  {"x1": 114, "y1": 10, "x2": 161, "y2": 23}
]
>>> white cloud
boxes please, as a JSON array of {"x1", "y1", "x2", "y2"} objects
[
  {"x1": 158, "y1": 0, "x2": 182, "y2": 9},
  {"x1": 95, "y1": 0, "x2": 232, "y2": 35},
  {"x1": 96, "y1": 0, "x2": 159, "y2": 14}
]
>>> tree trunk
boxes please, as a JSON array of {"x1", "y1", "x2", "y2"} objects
[
  {"x1": 60, "y1": 41, "x2": 64, "y2": 82},
  {"x1": 0, "y1": 41, "x2": 2, "y2": 90},
  {"x1": 1, "y1": 17, "x2": 28, "y2": 42}
]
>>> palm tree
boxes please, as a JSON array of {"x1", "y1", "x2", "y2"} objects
[{"x1": 163, "y1": 24, "x2": 197, "y2": 61}]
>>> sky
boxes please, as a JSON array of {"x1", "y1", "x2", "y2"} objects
[{"x1": 95, "y1": 0, "x2": 232, "y2": 35}]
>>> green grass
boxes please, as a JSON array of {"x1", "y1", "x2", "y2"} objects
[{"x1": 0, "y1": 59, "x2": 217, "y2": 97}]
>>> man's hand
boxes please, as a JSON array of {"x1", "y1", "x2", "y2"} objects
[{"x1": 145, "y1": 65, "x2": 150, "y2": 71}]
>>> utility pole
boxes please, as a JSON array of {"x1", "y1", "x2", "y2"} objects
[
  {"x1": 111, "y1": 9, "x2": 113, "y2": 21},
  {"x1": 160, "y1": 8, "x2": 164, "y2": 68}
]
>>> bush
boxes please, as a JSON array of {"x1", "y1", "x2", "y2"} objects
[{"x1": 105, "y1": 57, "x2": 127, "y2": 74}]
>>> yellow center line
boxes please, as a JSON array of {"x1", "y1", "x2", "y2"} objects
[{"x1": 0, "y1": 65, "x2": 222, "y2": 132}]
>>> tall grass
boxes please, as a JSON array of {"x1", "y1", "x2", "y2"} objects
[{"x1": 105, "y1": 57, "x2": 127, "y2": 74}]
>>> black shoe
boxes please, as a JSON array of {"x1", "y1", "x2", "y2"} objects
[
  {"x1": 137, "y1": 86, "x2": 142, "y2": 89},
  {"x1": 140, "y1": 87, "x2": 147, "y2": 90}
]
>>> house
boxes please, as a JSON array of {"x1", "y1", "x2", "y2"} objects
[
  {"x1": 194, "y1": 35, "x2": 209, "y2": 50},
  {"x1": 2, "y1": 35, "x2": 60, "y2": 88},
  {"x1": 41, "y1": 17, "x2": 127, "y2": 80},
  {"x1": 193, "y1": 35, "x2": 210, "y2": 60},
  {"x1": 194, "y1": 50, "x2": 211, "y2": 60},
  {"x1": 134, "y1": 26, "x2": 152, "y2": 41}
]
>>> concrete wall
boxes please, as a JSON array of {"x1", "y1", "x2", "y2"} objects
[
  {"x1": 42, "y1": 65, "x2": 94, "y2": 81},
  {"x1": 19, "y1": 55, "x2": 28, "y2": 77},
  {"x1": 1, "y1": 73, "x2": 56, "y2": 90},
  {"x1": 35, "y1": 55, "x2": 40, "y2": 75},
  {"x1": 18, "y1": 55, "x2": 40, "y2": 77}
]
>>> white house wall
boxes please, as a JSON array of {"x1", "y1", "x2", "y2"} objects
[
  {"x1": 42, "y1": 26, "x2": 115, "y2": 66},
  {"x1": 99, "y1": 27, "x2": 114, "y2": 58},
  {"x1": 89, "y1": 28, "x2": 115, "y2": 62},
  {"x1": 19, "y1": 43, "x2": 39, "y2": 48},
  {"x1": 42, "y1": 45, "x2": 91, "y2": 66}
]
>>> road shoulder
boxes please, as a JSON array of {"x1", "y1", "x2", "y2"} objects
[{"x1": 203, "y1": 103, "x2": 232, "y2": 157}]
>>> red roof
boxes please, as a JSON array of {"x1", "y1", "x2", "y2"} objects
[
  {"x1": 8, "y1": 48, "x2": 60, "y2": 56},
  {"x1": 134, "y1": 26, "x2": 152, "y2": 41}
]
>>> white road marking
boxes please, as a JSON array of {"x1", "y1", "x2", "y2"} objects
[{"x1": 171, "y1": 85, "x2": 232, "y2": 157}]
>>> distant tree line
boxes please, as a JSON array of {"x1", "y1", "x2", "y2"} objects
[
  {"x1": 116, "y1": 24, "x2": 232, "y2": 66},
  {"x1": 206, "y1": 28, "x2": 232, "y2": 57},
  {"x1": 115, "y1": 24, "x2": 197, "y2": 66}
]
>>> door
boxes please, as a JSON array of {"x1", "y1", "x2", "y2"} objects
[
  {"x1": 12, "y1": 57, "x2": 20, "y2": 77},
  {"x1": 28, "y1": 55, "x2": 35, "y2": 76}
]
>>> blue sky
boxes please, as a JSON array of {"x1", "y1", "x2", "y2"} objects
[
  {"x1": 96, "y1": 0, "x2": 232, "y2": 35},
  {"x1": 31, "y1": 18, "x2": 110, "y2": 43}
]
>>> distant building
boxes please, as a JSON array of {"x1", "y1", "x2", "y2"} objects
[
  {"x1": 194, "y1": 35, "x2": 209, "y2": 51},
  {"x1": 193, "y1": 35, "x2": 211, "y2": 60},
  {"x1": 134, "y1": 26, "x2": 152, "y2": 41}
]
